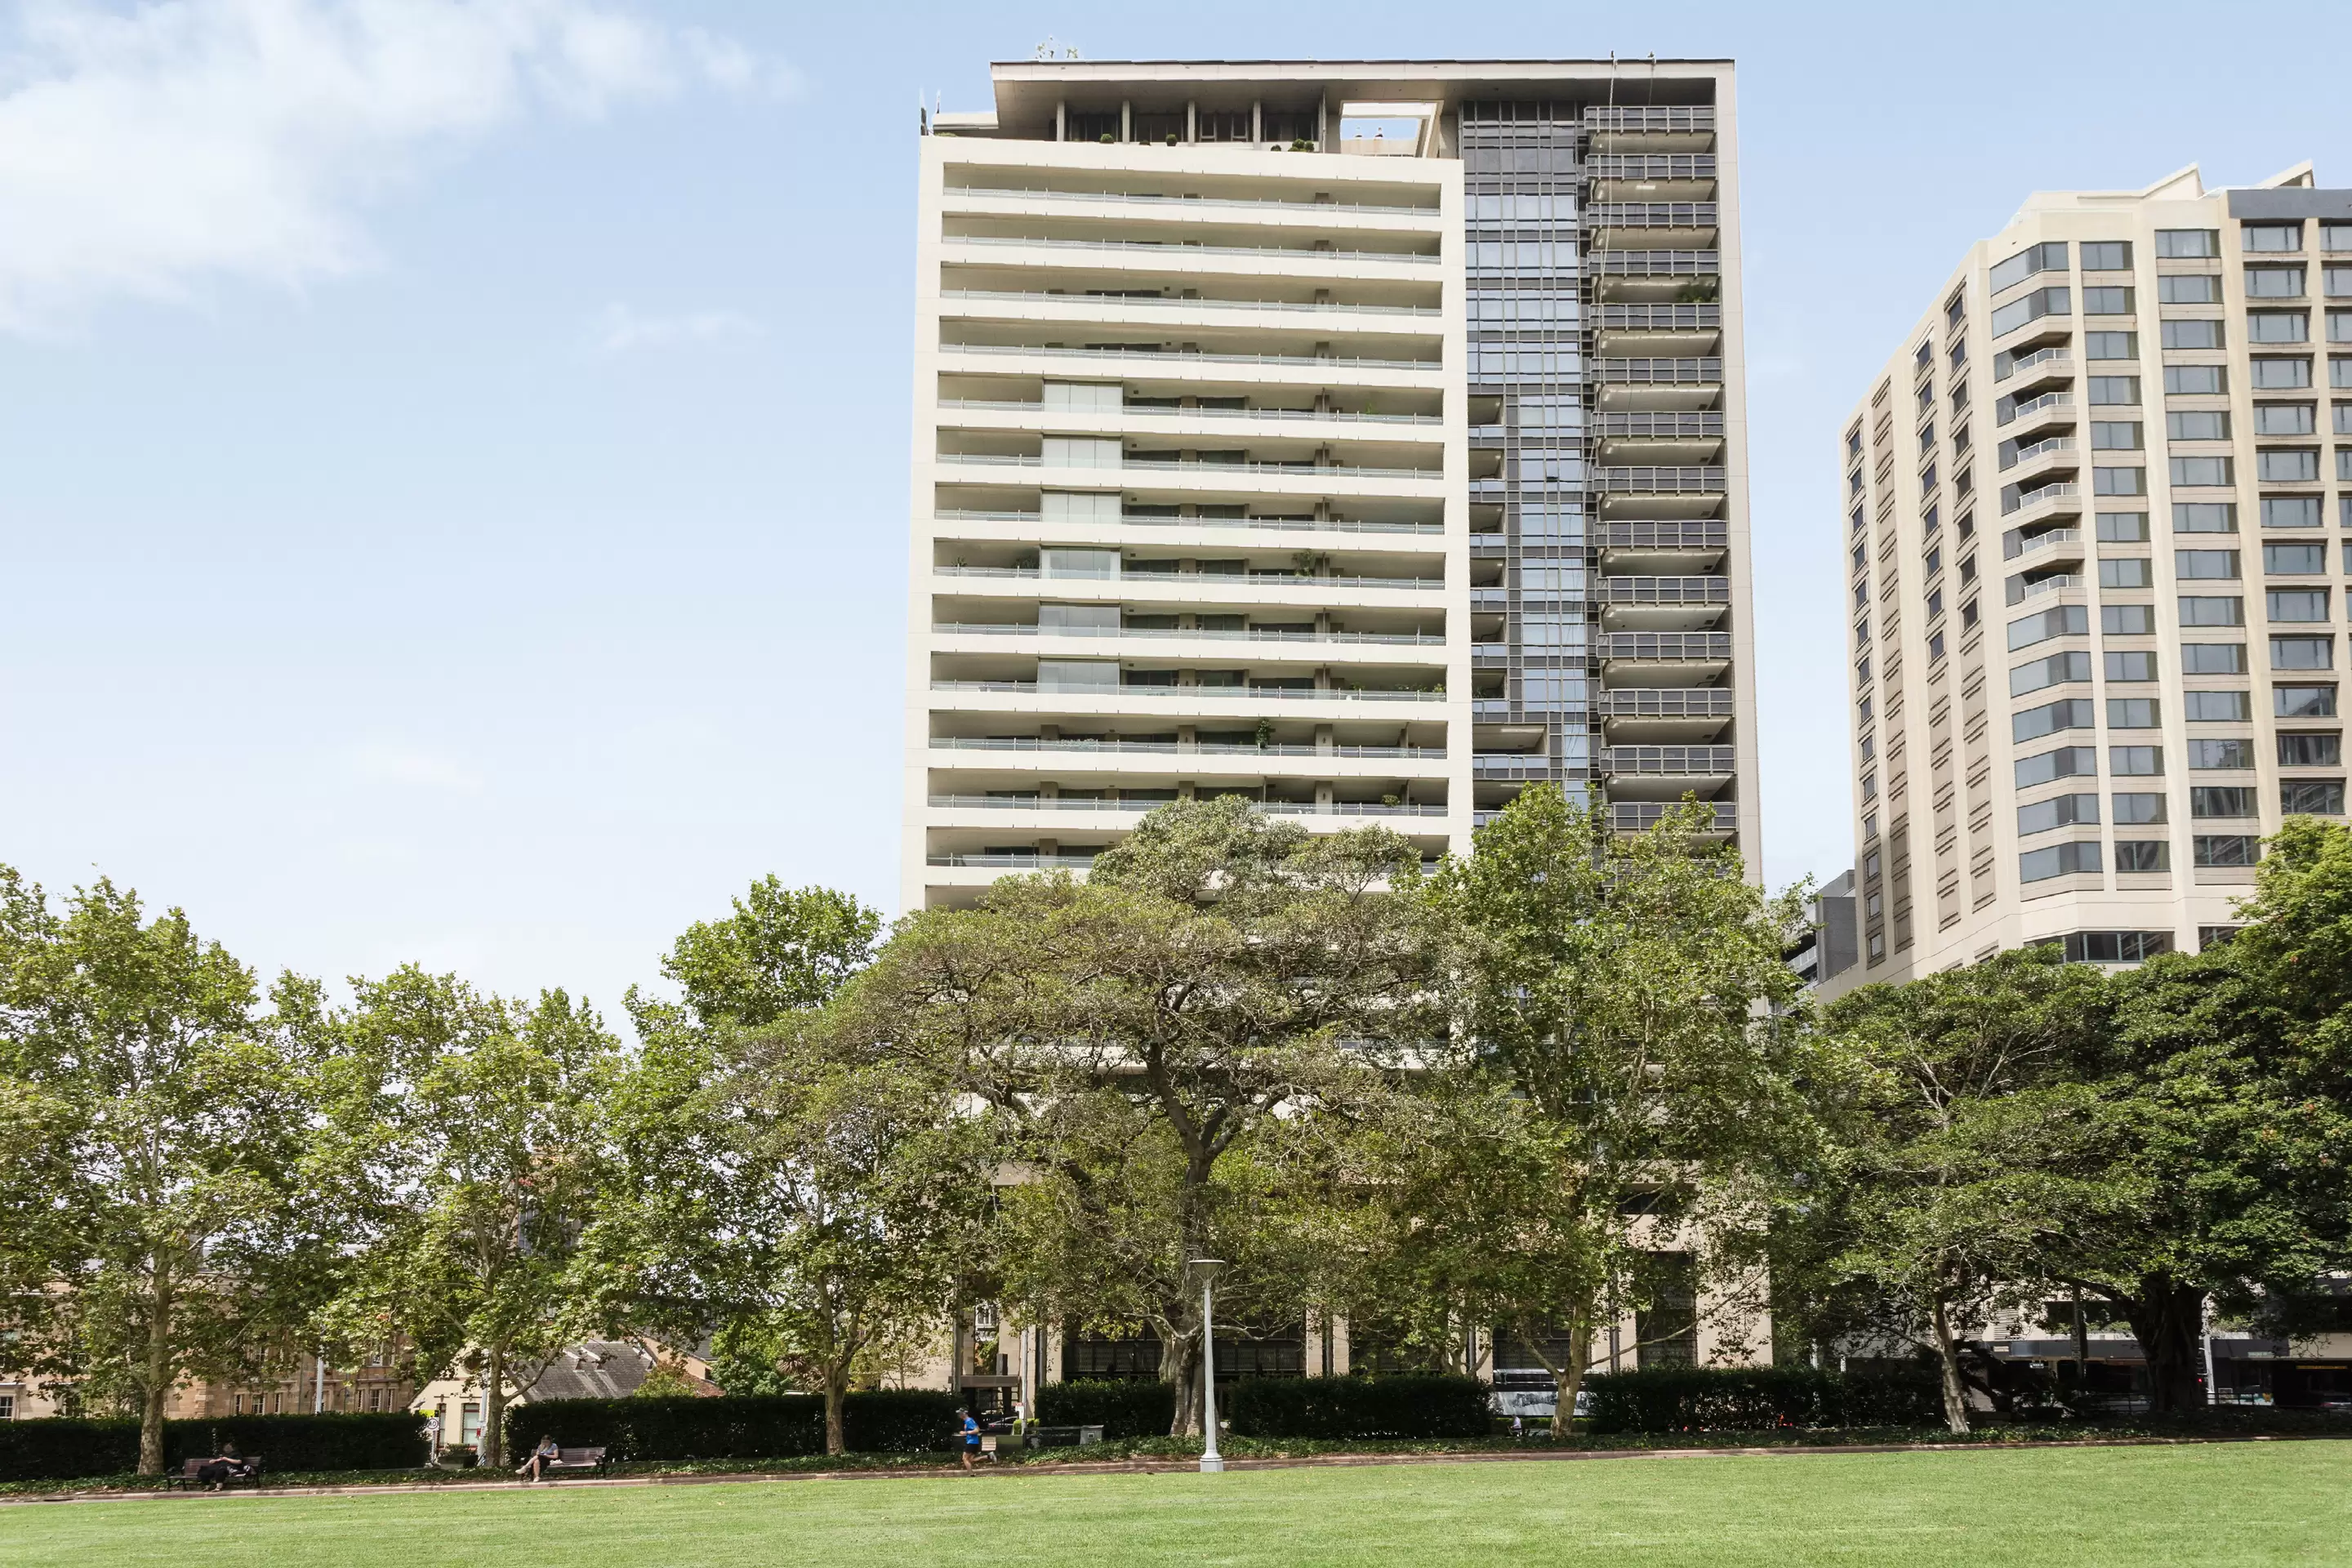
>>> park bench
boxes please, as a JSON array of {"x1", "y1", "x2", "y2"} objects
[
  {"x1": 159, "y1": 1456, "x2": 265, "y2": 1490},
  {"x1": 541, "y1": 1446, "x2": 608, "y2": 1477}
]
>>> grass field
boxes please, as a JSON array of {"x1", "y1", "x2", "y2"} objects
[{"x1": 2, "y1": 1442, "x2": 2345, "y2": 1566}]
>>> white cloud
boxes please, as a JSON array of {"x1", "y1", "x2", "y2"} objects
[
  {"x1": 587, "y1": 301, "x2": 760, "y2": 353},
  {"x1": 345, "y1": 741, "x2": 483, "y2": 792},
  {"x1": 0, "y1": 0, "x2": 779, "y2": 333}
]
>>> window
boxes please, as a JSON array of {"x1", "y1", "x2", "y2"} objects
[
  {"x1": 2109, "y1": 697, "x2": 2161, "y2": 728},
  {"x1": 1860, "y1": 772, "x2": 1877, "y2": 800},
  {"x1": 2272, "y1": 635, "x2": 2336, "y2": 669},
  {"x1": 2162, "y1": 319, "x2": 2225, "y2": 350},
  {"x1": 2183, "y1": 644, "x2": 2247, "y2": 674},
  {"x1": 2103, "y1": 604, "x2": 2156, "y2": 634},
  {"x1": 2085, "y1": 331, "x2": 2140, "y2": 359},
  {"x1": 2014, "y1": 697, "x2": 2096, "y2": 742},
  {"x1": 1992, "y1": 286, "x2": 2070, "y2": 337},
  {"x1": 2008, "y1": 604, "x2": 2089, "y2": 650},
  {"x1": 2167, "y1": 410, "x2": 2230, "y2": 440},
  {"x1": 2016, "y1": 746, "x2": 2098, "y2": 786},
  {"x1": 2082, "y1": 286, "x2": 2134, "y2": 315},
  {"x1": 2255, "y1": 403, "x2": 2317, "y2": 434},
  {"x1": 1929, "y1": 629, "x2": 1948, "y2": 661},
  {"x1": 2328, "y1": 226, "x2": 2352, "y2": 252},
  {"x1": 2091, "y1": 420, "x2": 2144, "y2": 449},
  {"x1": 2261, "y1": 495, "x2": 2322, "y2": 528},
  {"x1": 2276, "y1": 684, "x2": 2337, "y2": 717},
  {"x1": 2334, "y1": 312, "x2": 2352, "y2": 344},
  {"x1": 1927, "y1": 586, "x2": 1944, "y2": 618},
  {"x1": 2060, "y1": 929, "x2": 2175, "y2": 961},
  {"x1": 2091, "y1": 466, "x2": 2145, "y2": 495},
  {"x1": 2021, "y1": 840, "x2": 2102, "y2": 881},
  {"x1": 2268, "y1": 588, "x2": 2331, "y2": 621},
  {"x1": 2113, "y1": 791, "x2": 2167, "y2": 824},
  {"x1": 2189, "y1": 738, "x2": 2255, "y2": 769},
  {"x1": 1921, "y1": 461, "x2": 1939, "y2": 493},
  {"x1": 1854, "y1": 580, "x2": 1869, "y2": 612},
  {"x1": 2244, "y1": 223, "x2": 2303, "y2": 253},
  {"x1": 2184, "y1": 689, "x2": 2252, "y2": 721},
  {"x1": 1925, "y1": 544, "x2": 1943, "y2": 577},
  {"x1": 2266, "y1": 541, "x2": 2328, "y2": 573},
  {"x1": 1992, "y1": 241, "x2": 2069, "y2": 293},
  {"x1": 1853, "y1": 541, "x2": 1868, "y2": 573},
  {"x1": 2175, "y1": 549, "x2": 2240, "y2": 580},
  {"x1": 2111, "y1": 745, "x2": 2165, "y2": 775},
  {"x1": 2192, "y1": 786, "x2": 2259, "y2": 817},
  {"x1": 2180, "y1": 595, "x2": 2246, "y2": 626},
  {"x1": 2165, "y1": 363, "x2": 2227, "y2": 394},
  {"x1": 2096, "y1": 513, "x2": 2150, "y2": 542},
  {"x1": 2082, "y1": 241, "x2": 2132, "y2": 272},
  {"x1": 2087, "y1": 375, "x2": 2140, "y2": 405},
  {"x1": 2114, "y1": 840, "x2": 2170, "y2": 872},
  {"x1": 2258, "y1": 448, "x2": 2320, "y2": 482},
  {"x1": 1916, "y1": 381, "x2": 1935, "y2": 416},
  {"x1": 2159, "y1": 274, "x2": 2221, "y2": 304},
  {"x1": 2195, "y1": 835, "x2": 2261, "y2": 866},
  {"x1": 2173, "y1": 501, "x2": 2239, "y2": 532},
  {"x1": 2105, "y1": 649, "x2": 2159, "y2": 682},
  {"x1": 2011, "y1": 649, "x2": 2094, "y2": 695},
  {"x1": 1963, "y1": 599, "x2": 1980, "y2": 629},
  {"x1": 2278, "y1": 732, "x2": 2343, "y2": 767},
  {"x1": 2246, "y1": 267, "x2": 2306, "y2": 299},
  {"x1": 2283, "y1": 779, "x2": 2348, "y2": 815},
  {"x1": 1856, "y1": 653, "x2": 1873, "y2": 685},
  {"x1": 2252, "y1": 357, "x2": 2313, "y2": 388},
  {"x1": 2331, "y1": 269, "x2": 2352, "y2": 298},
  {"x1": 2100, "y1": 558, "x2": 2154, "y2": 589},
  {"x1": 2156, "y1": 229, "x2": 2219, "y2": 259},
  {"x1": 2252, "y1": 311, "x2": 2312, "y2": 345},
  {"x1": 2342, "y1": 448, "x2": 2352, "y2": 480},
  {"x1": 2337, "y1": 358, "x2": 2352, "y2": 389},
  {"x1": 2018, "y1": 793, "x2": 2100, "y2": 834},
  {"x1": 2169, "y1": 456, "x2": 2234, "y2": 486}
]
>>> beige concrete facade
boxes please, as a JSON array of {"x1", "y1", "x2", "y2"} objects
[
  {"x1": 902, "y1": 60, "x2": 1762, "y2": 911},
  {"x1": 1833, "y1": 164, "x2": 2352, "y2": 988}
]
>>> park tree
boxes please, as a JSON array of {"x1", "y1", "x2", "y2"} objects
[
  {"x1": 1411, "y1": 788, "x2": 1814, "y2": 1435},
  {"x1": 834, "y1": 798, "x2": 1436, "y2": 1437},
  {"x1": 314, "y1": 968, "x2": 621, "y2": 1468},
  {"x1": 639, "y1": 878, "x2": 882, "y2": 1034},
  {"x1": 0, "y1": 867, "x2": 328, "y2": 1473}
]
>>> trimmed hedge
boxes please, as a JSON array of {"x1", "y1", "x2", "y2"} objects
[
  {"x1": 514, "y1": 1390, "x2": 959, "y2": 1461},
  {"x1": 1036, "y1": 1379, "x2": 1176, "y2": 1439},
  {"x1": 0, "y1": 1412, "x2": 428, "y2": 1482},
  {"x1": 1581, "y1": 1365, "x2": 1943, "y2": 1433},
  {"x1": 1227, "y1": 1375, "x2": 1492, "y2": 1440}
]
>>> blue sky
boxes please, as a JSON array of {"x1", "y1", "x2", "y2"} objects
[{"x1": 3, "y1": 0, "x2": 2349, "y2": 1017}]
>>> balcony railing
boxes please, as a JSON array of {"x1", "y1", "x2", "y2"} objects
[
  {"x1": 1601, "y1": 745, "x2": 1737, "y2": 774},
  {"x1": 1593, "y1": 466, "x2": 1726, "y2": 494},
  {"x1": 1584, "y1": 203, "x2": 1718, "y2": 227},
  {"x1": 1608, "y1": 800, "x2": 1728, "y2": 833},
  {"x1": 938, "y1": 399, "x2": 1441, "y2": 427},
  {"x1": 1584, "y1": 106, "x2": 1716, "y2": 132},
  {"x1": 1996, "y1": 345, "x2": 2072, "y2": 383},
  {"x1": 1594, "y1": 304, "x2": 1722, "y2": 331},
  {"x1": 1585, "y1": 251, "x2": 1719, "y2": 278},
  {"x1": 927, "y1": 852, "x2": 1098, "y2": 870},
  {"x1": 942, "y1": 185, "x2": 1441, "y2": 220},
  {"x1": 1597, "y1": 687, "x2": 1736, "y2": 718},
  {"x1": 928, "y1": 795, "x2": 1448, "y2": 817},
  {"x1": 2002, "y1": 526, "x2": 2082, "y2": 560},
  {"x1": 1592, "y1": 412, "x2": 1726, "y2": 439},
  {"x1": 930, "y1": 680, "x2": 1447, "y2": 702},
  {"x1": 934, "y1": 567, "x2": 1446, "y2": 591},
  {"x1": 1999, "y1": 436, "x2": 2077, "y2": 471},
  {"x1": 1587, "y1": 154, "x2": 1717, "y2": 180},
  {"x1": 1593, "y1": 358, "x2": 1723, "y2": 385},
  {"x1": 2002, "y1": 481, "x2": 2081, "y2": 517},
  {"x1": 1998, "y1": 390, "x2": 2074, "y2": 426},
  {"x1": 949, "y1": 234, "x2": 1440, "y2": 265},
  {"x1": 942, "y1": 288, "x2": 1441, "y2": 319},
  {"x1": 1599, "y1": 631, "x2": 1733, "y2": 661},
  {"x1": 2007, "y1": 573, "x2": 2085, "y2": 604},
  {"x1": 942, "y1": 344, "x2": 1441, "y2": 373},
  {"x1": 1595, "y1": 576, "x2": 1731, "y2": 604},
  {"x1": 931, "y1": 623, "x2": 1446, "y2": 647},
  {"x1": 934, "y1": 452, "x2": 1443, "y2": 482},
  {"x1": 929, "y1": 737, "x2": 1446, "y2": 760},
  {"x1": 1601, "y1": 520, "x2": 1729, "y2": 550},
  {"x1": 936, "y1": 509, "x2": 1444, "y2": 537}
]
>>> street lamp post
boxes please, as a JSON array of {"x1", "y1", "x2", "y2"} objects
[{"x1": 1188, "y1": 1258, "x2": 1226, "y2": 1473}]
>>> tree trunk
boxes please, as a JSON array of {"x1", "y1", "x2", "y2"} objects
[
  {"x1": 1548, "y1": 1316, "x2": 1592, "y2": 1440},
  {"x1": 1164, "y1": 1317, "x2": 1201, "y2": 1438},
  {"x1": 138, "y1": 1283, "x2": 172, "y2": 1477},
  {"x1": 483, "y1": 1343, "x2": 507, "y2": 1471},
  {"x1": 2117, "y1": 1276, "x2": 2207, "y2": 1416},
  {"x1": 1927, "y1": 1292, "x2": 1971, "y2": 1435},
  {"x1": 823, "y1": 1365, "x2": 848, "y2": 1456}
]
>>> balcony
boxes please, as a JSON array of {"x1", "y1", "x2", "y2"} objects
[
  {"x1": 1601, "y1": 520, "x2": 1729, "y2": 551},
  {"x1": 1599, "y1": 631, "x2": 1733, "y2": 662},
  {"x1": 1998, "y1": 390, "x2": 2074, "y2": 427},
  {"x1": 2003, "y1": 525, "x2": 2082, "y2": 561},
  {"x1": 941, "y1": 288, "x2": 1444, "y2": 322},
  {"x1": 1583, "y1": 203, "x2": 1718, "y2": 241},
  {"x1": 938, "y1": 452, "x2": 1444, "y2": 483},
  {"x1": 941, "y1": 343, "x2": 1441, "y2": 375},
  {"x1": 947, "y1": 234, "x2": 1441, "y2": 267},
  {"x1": 942, "y1": 185, "x2": 1441, "y2": 221},
  {"x1": 1592, "y1": 412, "x2": 1726, "y2": 440},
  {"x1": 1608, "y1": 800, "x2": 1729, "y2": 834},
  {"x1": 936, "y1": 509, "x2": 1444, "y2": 540},
  {"x1": 2001, "y1": 480, "x2": 2081, "y2": 519},
  {"x1": 1594, "y1": 357, "x2": 1722, "y2": 385},
  {"x1": 1472, "y1": 753, "x2": 1568, "y2": 781},
  {"x1": 927, "y1": 852, "x2": 1098, "y2": 870},
  {"x1": 929, "y1": 737, "x2": 1446, "y2": 761},
  {"x1": 1596, "y1": 688, "x2": 1736, "y2": 719},
  {"x1": 1584, "y1": 250, "x2": 1718, "y2": 279},
  {"x1": 927, "y1": 795, "x2": 1447, "y2": 819},
  {"x1": 1595, "y1": 576, "x2": 1731, "y2": 606},
  {"x1": 938, "y1": 399, "x2": 1443, "y2": 430},
  {"x1": 930, "y1": 679, "x2": 1447, "y2": 703},
  {"x1": 1586, "y1": 154, "x2": 1717, "y2": 180},
  {"x1": 1601, "y1": 745, "x2": 1736, "y2": 776},
  {"x1": 1996, "y1": 345, "x2": 2072, "y2": 384},
  {"x1": 2006, "y1": 572, "x2": 2085, "y2": 605},
  {"x1": 931, "y1": 622, "x2": 1446, "y2": 648},
  {"x1": 1585, "y1": 106, "x2": 1716, "y2": 133},
  {"x1": 935, "y1": 566, "x2": 1446, "y2": 593},
  {"x1": 1592, "y1": 466, "x2": 1727, "y2": 495}
]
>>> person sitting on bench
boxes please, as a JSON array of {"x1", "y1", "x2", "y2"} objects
[
  {"x1": 197, "y1": 1443, "x2": 257, "y2": 1490},
  {"x1": 516, "y1": 1434, "x2": 562, "y2": 1481}
]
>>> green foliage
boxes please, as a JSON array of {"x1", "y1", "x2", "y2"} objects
[
  {"x1": 1035, "y1": 1379, "x2": 1176, "y2": 1439},
  {"x1": 1224, "y1": 1375, "x2": 1491, "y2": 1440},
  {"x1": 1580, "y1": 1365, "x2": 1943, "y2": 1433},
  {"x1": 506, "y1": 1391, "x2": 957, "y2": 1459},
  {"x1": 641, "y1": 879, "x2": 881, "y2": 1033},
  {"x1": 0, "y1": 1412, "x2": 427, "y2": 1481}
]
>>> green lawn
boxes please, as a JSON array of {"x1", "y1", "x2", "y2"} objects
[{"x1": 2, "y1": 1442, "x2": 2345, "y2": 1566}]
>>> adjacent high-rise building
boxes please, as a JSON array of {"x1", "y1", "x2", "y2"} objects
[
  {"x1": 902, "y1": 59, "x2": 1762, "y2": 912},
  {"x1": 1834, "y1": 164, "x2": 2350, "y2": 986}
]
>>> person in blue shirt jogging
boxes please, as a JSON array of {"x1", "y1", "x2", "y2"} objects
[{"x1": 959, "y1": 1409, "x2": 981, "y2": 1471}]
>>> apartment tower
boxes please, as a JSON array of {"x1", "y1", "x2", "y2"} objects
[
  {"x1": 1837, "y1": 165, "x2": 2351, "y2": 984},
  {"x1": 901, "y1": 58, "x2": 1761, "y2": 911}
]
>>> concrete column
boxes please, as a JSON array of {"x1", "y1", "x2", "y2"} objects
[
  {"x1": 1120, "y1": 100, "x2": 1131, "y2": 143},
  {"x1": 1186, "y1": 100, "x2": 1196, "y2": 143},
  {"x1": 1055, "y1": 100, "x2": 1066, "y2": 141}
]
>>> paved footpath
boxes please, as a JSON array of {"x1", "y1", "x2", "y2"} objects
[{"x1": 7, "y1": 1432, "x2": 2335, "y2": 1507}]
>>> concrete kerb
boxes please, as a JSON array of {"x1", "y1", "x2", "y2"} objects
[{"x1": 6, "y1": 1431, "x2": 2342, "y2": 1507}]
